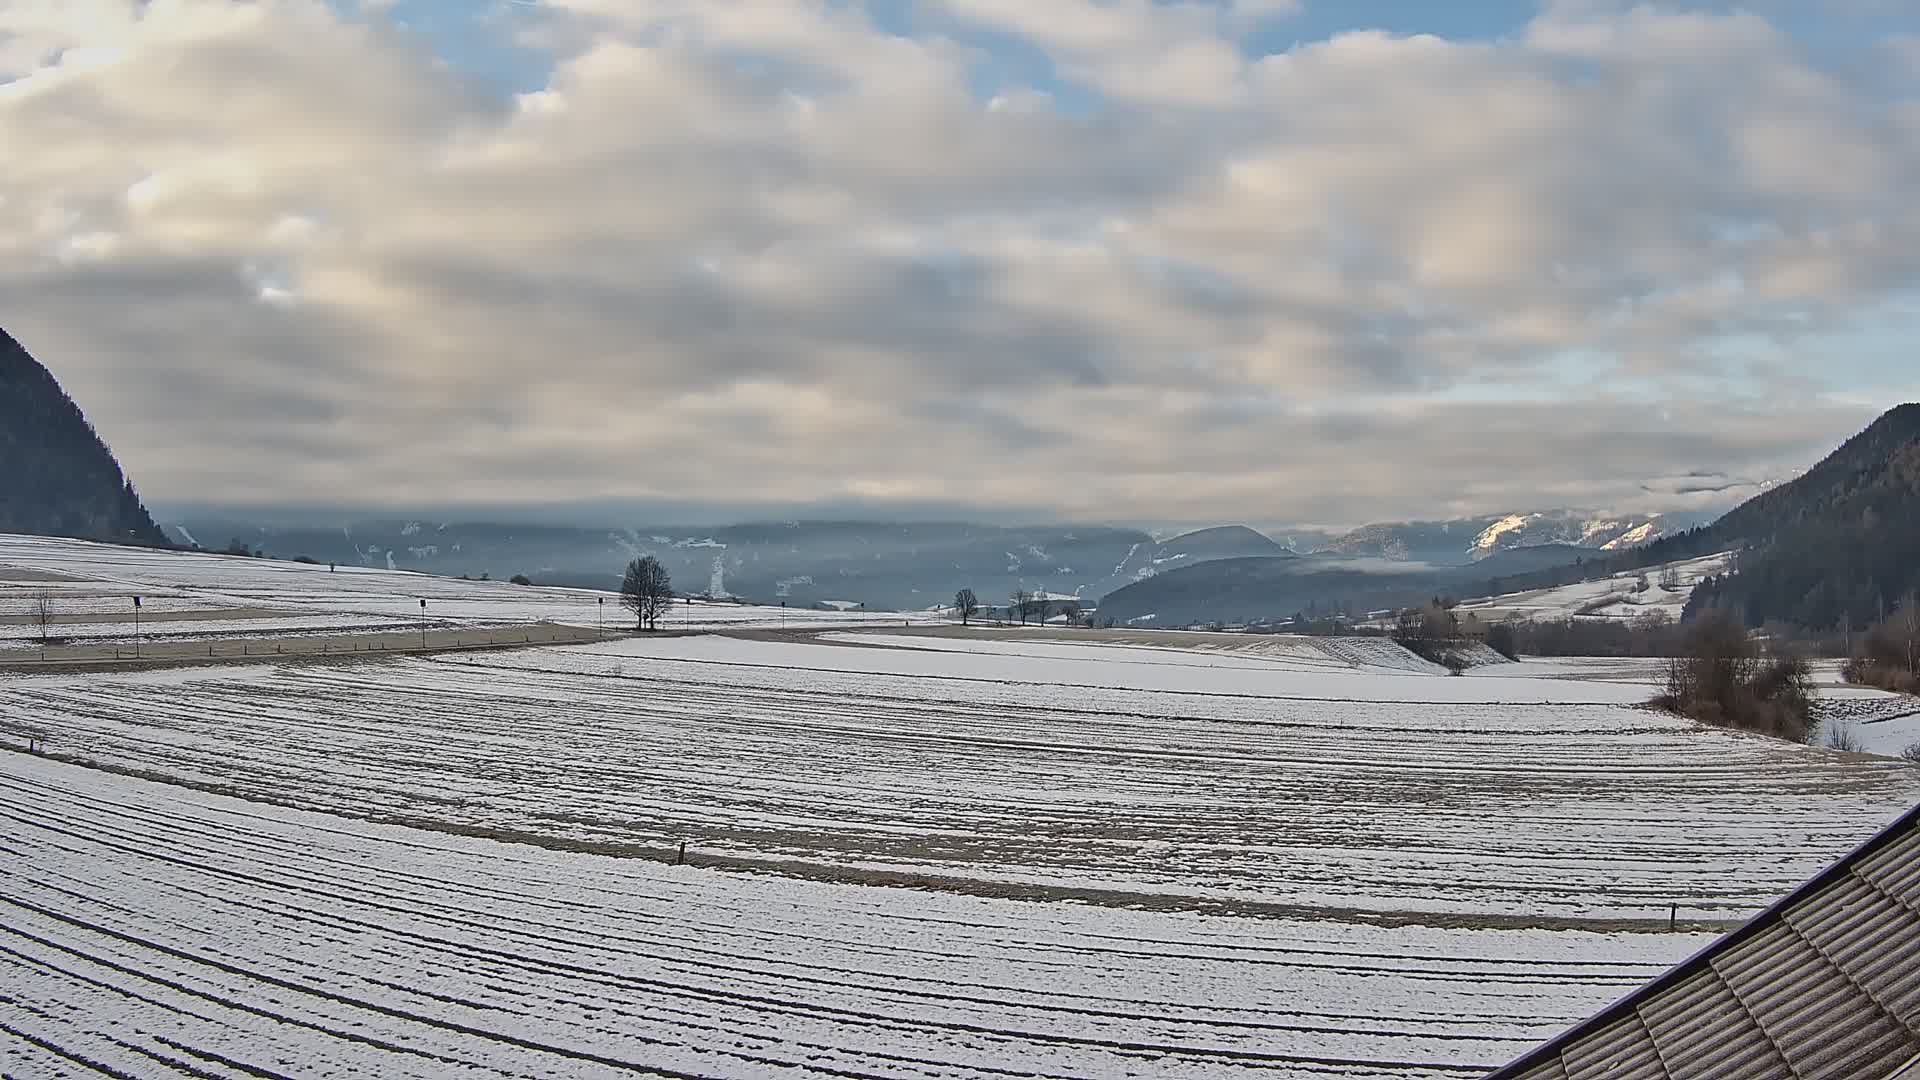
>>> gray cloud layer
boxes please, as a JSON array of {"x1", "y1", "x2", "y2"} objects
[{"x1": 2, "y1": 0, "x2": 1915, "y2": 526}]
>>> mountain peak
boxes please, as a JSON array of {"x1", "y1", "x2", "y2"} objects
[{"x1": 1158, "y1": 524, "x2": 1282, "y2": 552}]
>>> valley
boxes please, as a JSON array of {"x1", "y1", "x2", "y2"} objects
[{"x1": 5, "y1": 536, "x2": 1919, "y2": 1077}]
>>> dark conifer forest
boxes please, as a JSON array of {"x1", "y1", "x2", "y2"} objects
[{"x1": 1, "y1": 327, "x2": 167, "y2": 546}]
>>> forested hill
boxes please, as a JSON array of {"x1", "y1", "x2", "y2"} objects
[
  {"x1": 1685, "y1": 404, "x2": 1920, "y2": 629},
  {"x1": 0, "y1": 328, "x2": 167, "y2": 546}
]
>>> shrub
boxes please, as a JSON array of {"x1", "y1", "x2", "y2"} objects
[
  {"x1": 1824, "y1": 721, "x2": 1865, "y2": 753},
  {"x1": 1651, "y1": 611, "x2": 1814, "y2": 742},
  {"x1": 510, "y1": 574, "x2": 533, "y2": 586},
  {"x1": 1842, "y1": 656, "x2": 1920, "y2": 695},
  {"x1": 1900, "y1": 742, "x2": 1920, "y2": 764}
]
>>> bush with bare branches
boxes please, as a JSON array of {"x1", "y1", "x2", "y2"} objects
[
  {"x1": 1650, "y1": 610, "x2": 1814, "y2": 742},
  {"x1": 1843, "y1": 594, "x2": 1920, "y2": 695}
]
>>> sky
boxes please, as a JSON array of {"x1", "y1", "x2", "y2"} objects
[{"x1": 3, "y1": 0, "x2": 1918, "y2": 529}]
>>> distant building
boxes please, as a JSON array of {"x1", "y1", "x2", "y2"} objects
[{"x1": 1489, "y1": 802, "x2": 1920, "y2": 1079}]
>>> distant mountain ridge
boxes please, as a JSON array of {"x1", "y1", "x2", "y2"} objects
[
  {"x1": 158, "y1": 516, "x2": 1301, "y2": 610},
  {"x1": 0, "y1": 328, "x2": 166, "y2": 547},
  {"x1": 1314, "y1": 510, "x2": 1703, "y2": 564}
]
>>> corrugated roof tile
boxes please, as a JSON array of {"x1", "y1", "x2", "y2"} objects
[
  {"x1": 1560, "y1": 1012, "x2": 1664, "y2": 1080},
  {"x1": 1715, "y1": 923, "x2": 1916, "y2": 1079},
  {"x1": 1486, "y1": 805, "x2": 1920, "y2": 1080},
  {"x1": 1639, "y1": 970, "x2": 1790, "y2": 1080},
  {"x1": 1857, "y1": 828, "x2": 1920, "y2": 902},
  {"x1": 1785, "y1": 877, "x2": 1920, "y2": 1032},
  {"x1": 1510, "y1": 1058, "x2": 1572, "y2": 1080}
]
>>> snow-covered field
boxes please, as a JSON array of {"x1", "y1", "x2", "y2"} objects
[
  {"x1": 8, "y1": 632, "x2": 1916, "y2": 925},
  {"x1": 1, "y1": 753, "x2": 1706, "y2": 1079},
  {"x1": 6, "y1": 533, "x2": 1920, "y2": 1077},
  {"x1": 1456, "y1": 552, "x2": 1734, "y2": 623},
  {"x1": 0, "y1": 534, "x2": 938, "y2": 635}
]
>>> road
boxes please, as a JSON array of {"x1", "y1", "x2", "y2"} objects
[{"x1": 0, "y1": 622, "x2": 613, "y2": 671}]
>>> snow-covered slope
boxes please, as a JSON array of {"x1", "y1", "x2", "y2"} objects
[
  {"x1": 1455, "y1": 552, "x2": 1735, "y2": 623},
  {"x1": 1318, "y1": 510, "x2": 1708, "y2": 565},
  {"x1": 1466, "y1": 511, "x2": 1701, "y2": 561}
]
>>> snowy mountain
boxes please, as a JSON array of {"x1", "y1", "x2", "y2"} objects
[
  {"x1": 1317, "y1": 510, "x2": 1711, "y2": 565},
  {"x1": 1464, "y1": 511, "x2": 1708, "y2": 561}
]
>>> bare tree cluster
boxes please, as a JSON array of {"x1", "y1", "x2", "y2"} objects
[
  {"x1": 1652, "y1": 610, "x2": 1814, "y2": 741},
  {"x1": 1390, "y1": 599, "x2": 1476, "y2": 672},
  {"x1": 1842, "y1": 590, "x2": 1920, "y2": 694}
]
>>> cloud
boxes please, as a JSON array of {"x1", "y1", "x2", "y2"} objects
[{"x1": 0, "y1": 0, "x2": 1914, "y2": 526}]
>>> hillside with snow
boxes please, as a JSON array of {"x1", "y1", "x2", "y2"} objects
[{"x1": 1454, "y1": 551, "x2": 1736, "y2": 623}]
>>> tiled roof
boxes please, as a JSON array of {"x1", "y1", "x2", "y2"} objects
[{"x1": 1489, "y1": 803, "x2": 1920, "y2": 1080}]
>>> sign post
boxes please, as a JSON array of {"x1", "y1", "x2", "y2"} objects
[
  {"x1": 419, "y1": 598, "x2": 428, "y2": 649},
  {"x1": 133, "y1": 595, "x2": 142, "y2": 658}
]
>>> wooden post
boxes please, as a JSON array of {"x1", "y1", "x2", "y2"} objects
[
  {"x1": 676, "y1": 841, "x2": 687, "y2": 866},
  {"x1": 1669, "y1": 903, "x2": 1677, "y2": 931}
]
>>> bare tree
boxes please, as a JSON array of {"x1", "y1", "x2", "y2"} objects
[
  {"x1": 953, "y1": 588, "x2": 979, "y2": 626},
  {"x1": 1010, "y1": 589, "x2": 1032, "y2": 626},
  {"x1": 1901, "y1": 590, "x2": 1920, "y2": 675},
  {"x1": 31, "y1": 589, "x2": 53, "y2": 643},
  {"x1": 620, "y1": 556, "x2": 673, "y2": 632}
]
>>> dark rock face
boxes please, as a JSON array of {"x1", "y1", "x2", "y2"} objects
[{"x1": 0, "y1": 328, "x2": 167, "y2": 546}]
